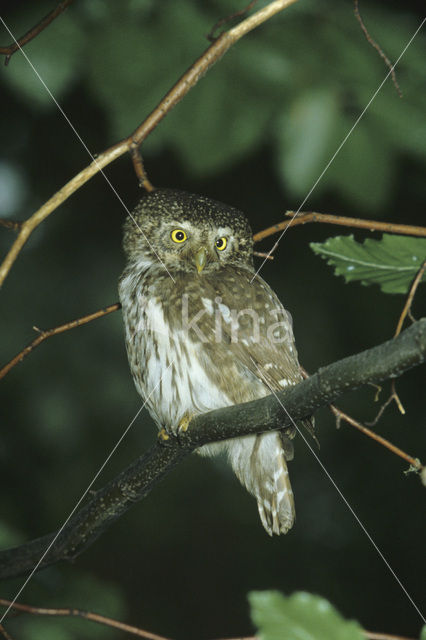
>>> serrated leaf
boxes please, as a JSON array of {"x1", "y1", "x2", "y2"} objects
[
  {"x1": 249, "y1": 590, "x2": 364, "y2": 640},
  {"x1": 310, "y1": 234, "x2": 426, "y2": 294}
]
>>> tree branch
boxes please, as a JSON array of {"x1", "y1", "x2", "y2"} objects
[
  {"x1": 0, "y1": 319, "x2": 424, "y2": 580},
  {"x1": 330, "y1": 404, "x2": 422, "y2": 471},
  {"x1": 0, "y1": 219, "x2": 22, "y2": 232},
  {"x1": 0, "y1": 303, "x2": 121, "y2": 380},
  {"x1": 0, "y1": 1, "x2": 75, "y2": 66},
  {"x1": 0, "y1": 599, "x2": 169, "y2": 640},
  {"x1": 252, "y1": 211, "x2": 426, "y2": 243},
  {"x1": 0, "y1": 600, "x2": 417, "y2": 640},
  {"x1": 0, "y1": 0, "x2": 299, "y2": 289}
]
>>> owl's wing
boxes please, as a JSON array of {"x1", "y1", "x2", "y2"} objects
[
  {"x1": 207, "y1": 267, "x2": 315, "y2": 442},
  {"x1": 202, "y1": 267, "x2": 315, "y2": 535}
]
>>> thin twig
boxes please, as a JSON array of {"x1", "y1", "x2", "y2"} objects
[
  {"x1": 218, "y1": 636, "x2": 417, "y2": 640},
  {"x1": 0, "y1": 219, "x2": 22, "y2": 232},
  {"x1": 207, "y1": 0, "x2": 259, "y2": 41},
  {"x1": 330, "y1": 405, "x2": 423, "y2": 474},
  {"x1": 0, "y1": 0, "x2": 74, "y2": 66},
  {"x1": 353, "y1": 0, "x2": 402, "y2": 97},
  {"x1": 253, "y1": 211, "x2": 426, "y2": 243},
  {"x1": 130, "y1": 145, "x2": 155, "y2": 191},
  {"x1": 300, "y1": 367, "x2": 423, "y2": 474},
  {"x1": 364, "y1": 633, "x2": 416, "y2": 640},
  {"x1": 0, "y1": 624, "x2": 15, "y2": 640},
  {"x1": 253, "y1": 250, "x2": 274, "y2": 260},
  {"x1": 0, "y1": 599, "x2": 169, "y2": 640},
  {"x1": 0, "y1": 303, "x2": 120, "y2": 381},
  {"x1": 395, "y1": 258, "x2": 426, "y2": 336},
  {"x1": 0, "y1": 606, "x2": 418, "y2": 640},
  {"x1": 0, "y1": 0, "x2": 299, "y2": 289},
  {"x1": 365, "y1": 392, "x2": 397, "y2": 426},
  {"x1": 369, "y1": 259, "x2": 426, "y2": 423}
]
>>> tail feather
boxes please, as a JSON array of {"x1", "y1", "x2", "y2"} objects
[{"x1": 227, "y1": 432, "x2": 295, "y2": 536}]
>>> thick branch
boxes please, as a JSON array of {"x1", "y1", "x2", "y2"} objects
[
  {"x1": 0, "y1": 319, "x2": 424, "y2": 580},
  {"x1": 0, "y1": 0, "x2": 298, "y2": 288}
]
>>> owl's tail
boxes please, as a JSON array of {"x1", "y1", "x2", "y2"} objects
[{"x1": 227, "y1": 431, "x2": 295, "y2": 536}]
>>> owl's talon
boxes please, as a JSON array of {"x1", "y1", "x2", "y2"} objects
[{"x1": 177, "y1": 413, "x2": 193, "y2": 435}]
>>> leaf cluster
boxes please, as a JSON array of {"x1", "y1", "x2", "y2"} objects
[{"x1": 2, "y1": 0, "x2": 426, "y2": 210}]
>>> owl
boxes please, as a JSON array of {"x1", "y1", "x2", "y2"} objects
[{"x1": 119, "y1": 189, "x2": 313, "y2": 536}]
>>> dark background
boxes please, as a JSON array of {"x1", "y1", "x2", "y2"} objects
[{"x1": 1, "y1": 1, "x2": 425, "y2": 639}]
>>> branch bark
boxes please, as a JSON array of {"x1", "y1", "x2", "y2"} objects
[{"x1": 0, "y1": 319, "x2": 424, "y2": 580}]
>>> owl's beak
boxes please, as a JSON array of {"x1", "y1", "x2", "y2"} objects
[{"x1": 194, "y1": 247, "x2": 207, "y2": 274}]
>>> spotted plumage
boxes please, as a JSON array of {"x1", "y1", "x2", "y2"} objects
[{"x1": 119, "y1": 188, "x2": 313, "y2": 535}]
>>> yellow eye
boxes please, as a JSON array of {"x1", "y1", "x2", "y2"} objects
[
  {"x1": 171, "y1": 229, "x2": 187, "y2": 243},
  {"x1": 215, "y1": 237, "x2": 227, "y2": 251}
]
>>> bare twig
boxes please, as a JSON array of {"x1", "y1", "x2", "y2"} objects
[
  {"x1": 0, "y1": 607, "x2": 418, "y2": 640},
  {"x1": 0, "y1": 599, "x2": 169, "y2": 640},
  {"x1": 368, "y1": 259, "x2": 426, "y2": 424},
  {"x1": 366, "y1": 391, "x2": 398, "y2": 426},
  {"x1": 130, "y1": 145, "x2": 155, "y2": 192},
  {"x1": 330, "y1": 404, "x2": 423, "y2": 474},
  {"x1": 0, "y1": 303, "x2": 120, "y2": 380},
  {"x1": 218, "y1": 635, "x2": 416, "y2": 640},
  {"x1": 353, "y1": 0, "x2": 402, "y2": 97},
  {"x1": 300, "y1": 368, "x2": 423, "y2": 475},
  {"x1": 364, "y1": 633, "x2": 416, "y2": 640},
  {"x1": 395, "y1": 258, "x2": 426, "y2": 337},
  {"x1": 0, "y1": 0, "x2": 75, "y2": 66},
  {"x1": 0, "y1": 219, "x2": 22, "y2": 232},
  {"x1": 253, "y1": 250, "x2": 274, "y2": 260},
  {"x1": 0, "y1": 623, "x2": 15, "y2": 640},
  {"x1": 253, "y1": 211, "x2": 426, "y2": 243},
  {"x1": 0, "y1": 0, "x2": 299, "y2": 289},
  {"x1": 207, "y1": 0, "x2": 259, "y2": 41}
]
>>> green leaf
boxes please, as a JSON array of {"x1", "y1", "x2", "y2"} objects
[
  {"x1": 310, "y1": 234, "x2": 426, "y2": 294},
  {"x1": 249, "y1": 590, "x2": 364, "y2": 640},
  {"x1": 275, "y1": 89, "x2": 340, "y2": 197},
  {"x1": 324, "y1": 118, "x2": 394, "y2": 211},
  {"x1": 420, "y1": 625, "x2": 426, "y2": 640}
]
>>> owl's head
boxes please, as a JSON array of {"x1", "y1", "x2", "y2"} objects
[{"x1": 122, "y1": 189, "x2": 254, "y2": 274}]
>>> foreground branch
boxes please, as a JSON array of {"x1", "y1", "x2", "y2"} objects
[
  {"x1": 0, "y1": 0, "x2": 298, "y2": 288},
  {"x1": 0, "y1": 319, "x2": 424, "y2": 580},
  {"x1": 0, "y1": 600, "x2": 417, "y2": 640}
]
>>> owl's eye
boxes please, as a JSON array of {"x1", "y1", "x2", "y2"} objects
[
  {"x1": 171, "y1": 229, "x2": 187, "y2": 243},
  {"x1": 215, "y1": 237, "x2": 227, "y2": 251}
]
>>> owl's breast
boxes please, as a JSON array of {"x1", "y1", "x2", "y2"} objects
[{"x1": 119, "y1": 267, "x2": 238, "y2": 429}]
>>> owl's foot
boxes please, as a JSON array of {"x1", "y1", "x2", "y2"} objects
[
  {"x1": 158, "y1": 427, "x2": 170, "y2": 442},
  {"x1": 177, "y1": 412, "x2": 193, "y2": 435}
]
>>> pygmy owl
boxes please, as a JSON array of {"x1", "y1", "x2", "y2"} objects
[{"x1": 119, "y1": 189, "x2": 312, "y2": 535}]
